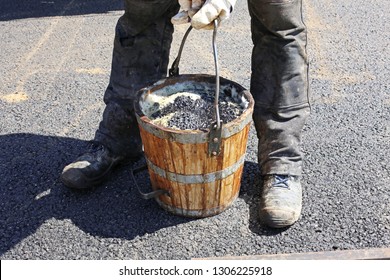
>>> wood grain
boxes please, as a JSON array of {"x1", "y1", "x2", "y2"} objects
[{"x1": 139, "y1": 123, "x2": 250, "y2": 218}]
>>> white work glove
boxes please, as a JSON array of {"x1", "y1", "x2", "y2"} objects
[
  {"x1": 171, "y1": 0, "x2": 205, "y2": 25},
  {"x1": 172, "y1": 0, "x2": 236, "y2": 30}
]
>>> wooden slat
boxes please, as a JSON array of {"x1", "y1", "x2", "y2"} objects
[
  {"x1": 195, "y1": 248, "x2": 390, "y2": 260},
  {"x1": 149, "y1": 167, "x2": 243, "y2": 213},
  {"x1": 140, "y1": 124, "x2": 251, "y2": 175}
]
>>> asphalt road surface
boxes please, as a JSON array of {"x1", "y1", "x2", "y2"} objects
[{"x1": 1, "y1": 0, "x2": 389, "y2": 260}]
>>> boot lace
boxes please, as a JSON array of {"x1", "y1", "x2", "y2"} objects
[{"x1": 272, "y1": 175, "x2": 290, "y2": 188}]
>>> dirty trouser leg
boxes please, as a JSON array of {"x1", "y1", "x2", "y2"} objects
[
  {"x1": 94, "y1": 0, "x2": 179, "y2": 159},
  {"x1": 248, "y1": 0, "x2": 310, "y2": 176}
]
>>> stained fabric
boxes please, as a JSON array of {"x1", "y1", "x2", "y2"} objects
[{"x1": 95, "y1": 0, "x2": 309, "y2": 175}]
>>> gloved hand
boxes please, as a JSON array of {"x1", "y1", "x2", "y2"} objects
[
  {"x1": 171, "y1": 0, "x2": 235, "y2": 30},
  {"x1": 171, "y1": 0, "x2": 205, "y2": 25},
  {"x1": 191, "y1": 0, "x2": 236, "y2": 30}
]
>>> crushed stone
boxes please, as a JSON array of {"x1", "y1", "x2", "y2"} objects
[{"x1": 149, "y1": 91, "x2": 245, "y2": 130}]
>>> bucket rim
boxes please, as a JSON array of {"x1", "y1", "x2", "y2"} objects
[{"x1": 134, "y1": 74, "x2": 254, "y2": 137}]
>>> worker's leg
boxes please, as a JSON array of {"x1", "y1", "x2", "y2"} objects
[
  {"x1": 61, "y1": 0, "x2": 179, "y2": 189},
  {"x1": 248, "y1": 0, "x2": 310, "y2": 227}
]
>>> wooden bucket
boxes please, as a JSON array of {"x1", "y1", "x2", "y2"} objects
[{"x1": 134, "y1": 74, "x2": 254, "y2": 218}]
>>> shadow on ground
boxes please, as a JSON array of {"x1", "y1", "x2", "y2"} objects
[
  {"x1": 0, "y1": 0, "x2": 123, "y2": 21},
  {"x1": 0, "y1": 133, "x2": 192, "y2": 255},
  {"x1": 0, "y1": 133, "x2": 283, "y2": 255}
]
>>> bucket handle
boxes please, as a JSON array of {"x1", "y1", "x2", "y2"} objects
[
  {"x1": 209, "y1": 20, "x2": 222, "y2": 156},
  {"x1": 168, "y1": 25, "x2": 193, "y2": 78},
  {"x1": 130, "y1": 164, "x2": 169, "y2": 200},
  {"x1": 168, "y1": 21, "x2": 223, "y2": 156}
]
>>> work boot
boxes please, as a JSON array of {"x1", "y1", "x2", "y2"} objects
[
  {"x1": 259, "y1": 175, "x2": 302, "y2": 228},
  {"x1": 60, "y1": 142, "x2": 137, "y2": 190}
]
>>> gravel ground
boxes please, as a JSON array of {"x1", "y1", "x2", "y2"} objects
[{"x1": 0, "y1": 0, "x2": 389, "y2": 260}]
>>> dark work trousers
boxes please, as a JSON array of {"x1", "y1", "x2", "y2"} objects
[
  {"x1": 94, "y1": 0, "x2": 180, "y2": 159},
  {"x1": 248, "y1": 0, "x2": 310, "y2": 176},
  {"x1": 94, "y1": 0, "x2": 310, "y2": 176}
]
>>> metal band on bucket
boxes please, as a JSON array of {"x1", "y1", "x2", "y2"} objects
[
  {"x1": 145, "y1": 153, "x2": 246, "y2": 184},
  {"x1": 154, "y1": 193, "x2": 239, "y2": 218}
]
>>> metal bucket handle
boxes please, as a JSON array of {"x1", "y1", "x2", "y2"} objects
[
  {"x1": 131, "y1": 163, "x2": 169, "y2": 200},
  {"x1": 168, "y1": 21, "x2": 223, "y2": 156},
  {"x1": 134, "y1": 21, "x2": 223, "y2": 200}
]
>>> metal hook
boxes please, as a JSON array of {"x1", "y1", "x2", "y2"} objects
[{"x1": 131, "y1": 164, "x2": 169, "y2": 200}]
